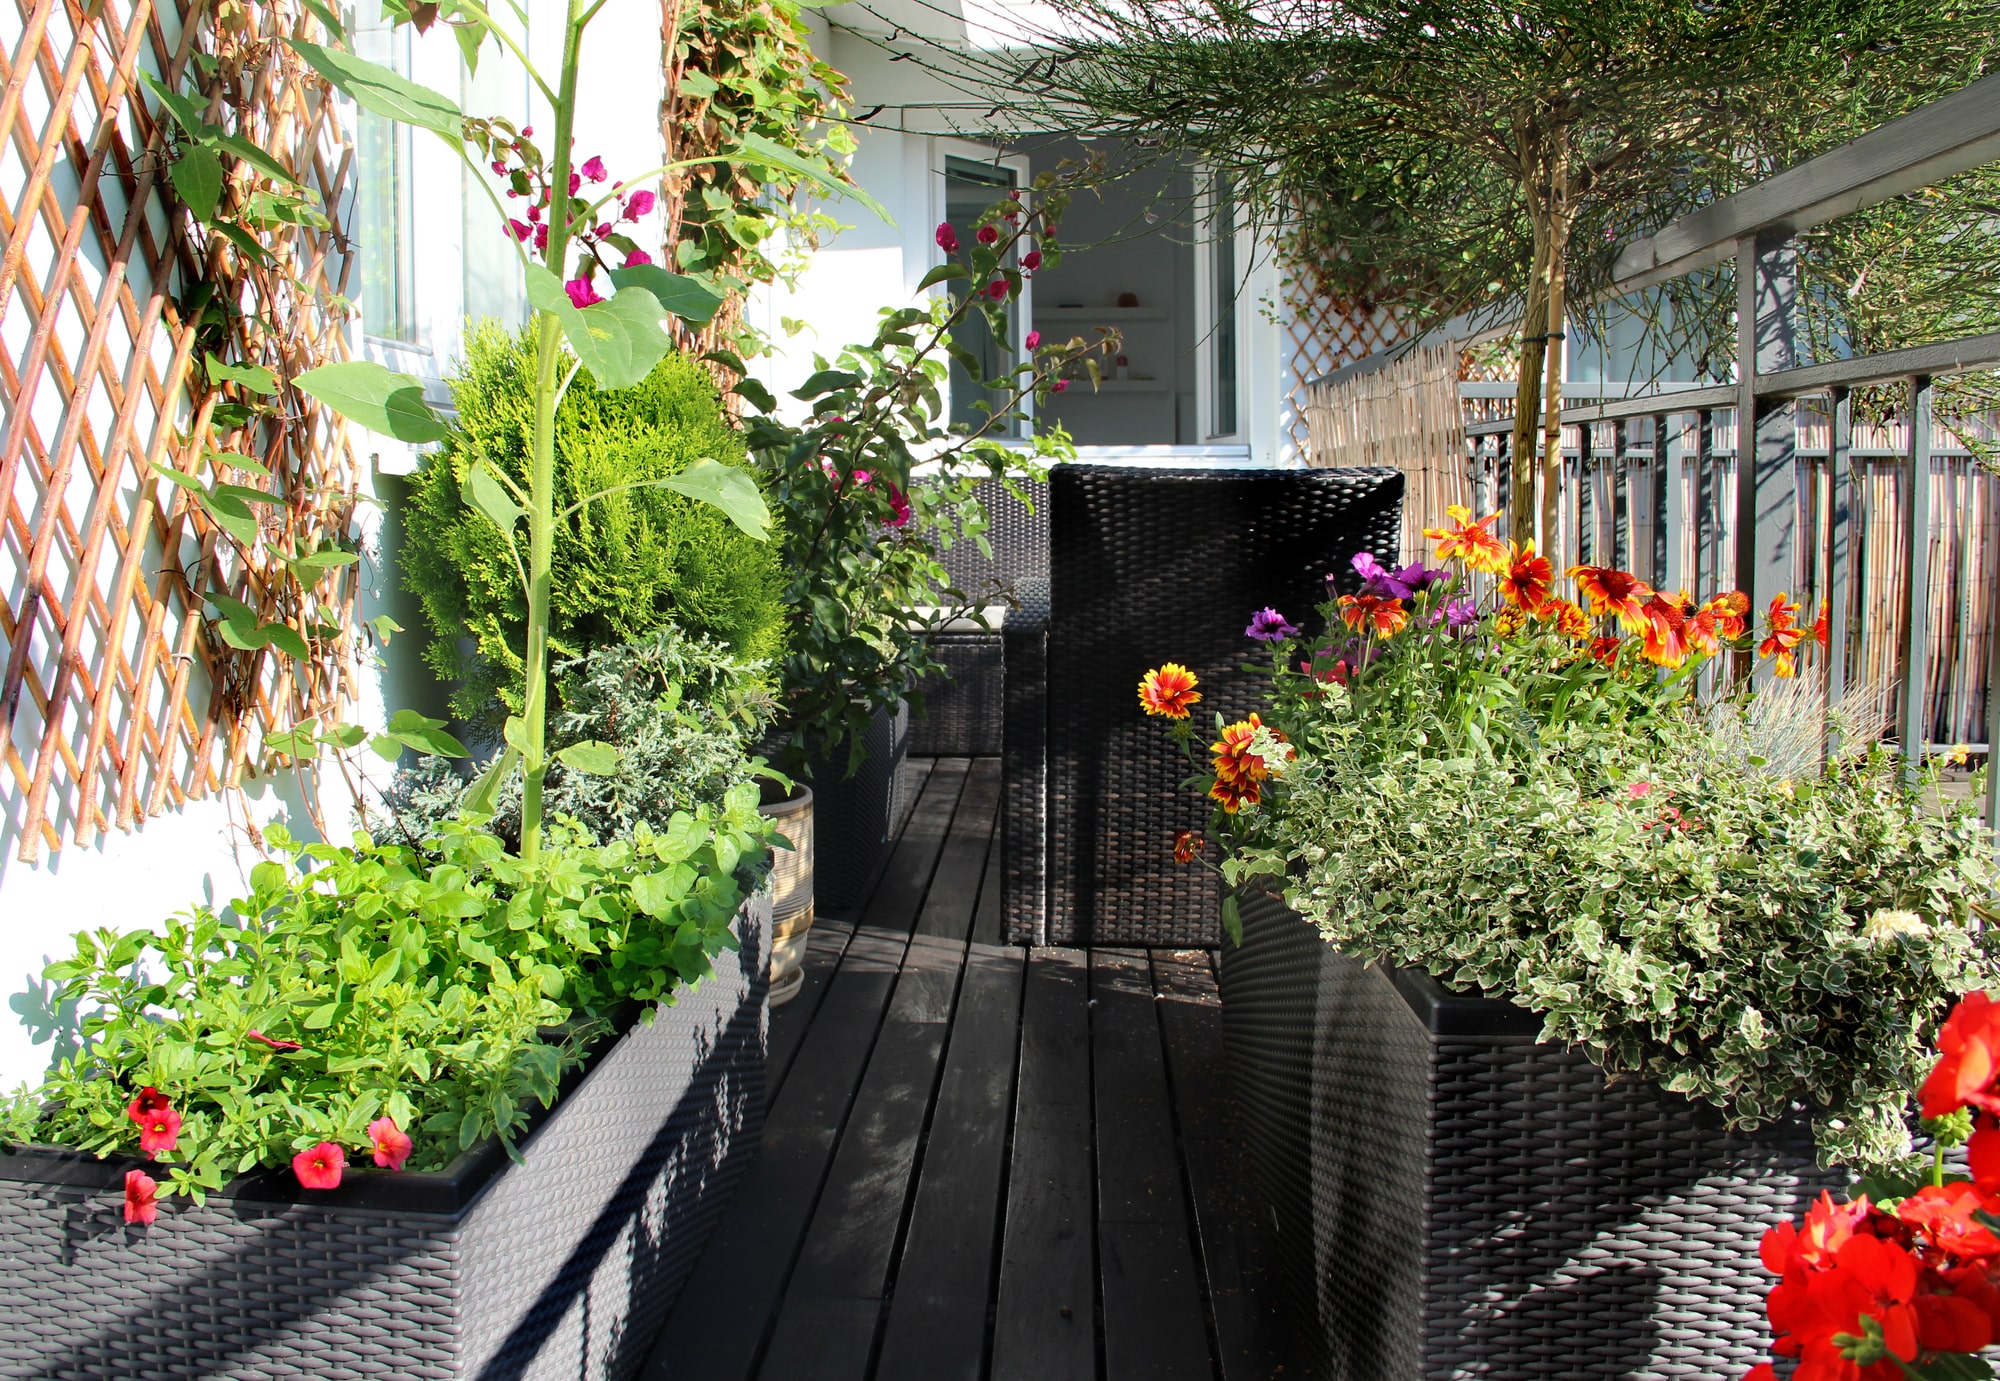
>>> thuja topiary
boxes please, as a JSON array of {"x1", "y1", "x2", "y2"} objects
[{"x1": 402, "y1": 322, "x2": 787, "y2": 722}]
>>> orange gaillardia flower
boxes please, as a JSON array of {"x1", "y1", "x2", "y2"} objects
[
  {"x1": 1759, "y1": 594, "x2": 1807, "y2": 677},
  {"x1": 1638, "y1": 591, "x2": 1698, "y2": 668},
  {"x1": 1568, "y1": 564, "x2": 1653, "y2": 631},
  {"x1": 1173, "y1": 829, "x2": 1205, "y2": 865},
  {"x1": 1543, "y1": 597, "x2": 1591, "y2": 640},
  {"x1": 1499, "y1": 540, "x2": 1554, "y2": 613},
  {"x1": 1138, "y1": 663, "x2": 1201, "y2": 719},
  {"x1": 1493, "y1": 605, "x2": 1530, "y2": 638},
  {"x1": 1209, "y1": 713, "x2": 1289, "y2": 814},
  {"x1": 1338, "y1": 593, "x2": 1408, "y2": 638},
  {"x1": 1589, "y1": 636, "x2": 1623, "y2": 666},
  {"x1": 1422, "y1": 504, "x2": 1509, "y2": 574},
  {"x1": 1699, "y1": 591, "x2": 1750, "y2": 640}
]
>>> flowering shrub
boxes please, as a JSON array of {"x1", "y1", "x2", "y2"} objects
[
  {"x1": 1143, "y1": 518, "x2": 2000, "y2": 1166},
  {"x1": 1, "y1": 793, "x2": 771, "y2": 1204}
]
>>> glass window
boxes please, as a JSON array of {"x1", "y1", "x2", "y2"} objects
[
  {"x1": 1210, "y1": 170, "x2": 1238, "y2": 438},
  {"x1": 945, "y1": 154, "x2": 1021, "y2": 436},
  {"x1": 462, "y1": 45, "x2": 528, "y2": 329},
  {"x1": 353, "y1": 18, "x2": 415, "y2": 343}
]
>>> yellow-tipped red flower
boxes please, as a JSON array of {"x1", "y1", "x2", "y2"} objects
[
  {"x1": 1638, "y1": 591, "x2": 1695, "y2": 668},
  {"x1": 1543, "y1": 597, "x2": 1591, "y2": 640},
  {"x1": 1422, "y1": 504, "x2": 1509, "y2": 575},
  {"x1": 1173, "y1": 829, "x2": 1204, "y2": 865},
  {"x1": 1700, "y1": 591, "x2": 1751, "y2": 640},
  {"x1": 1338, "y1": 593, "x2": 1408, "y2": 637},
  {"x1": 1209, "y1": 713, "x2": 1290, "y2": 814},
  {"x1": 1499, "y1": 540, "x2": 1554, "y2": 613},
  {"x1": 1138, "y1": 663, "x2": 1201, "y2": 719},
  {"x1": 1759, "y1": 594, "x2": 1807, "y2": 677},
  {"x1": 1568, "y1": 564, "x2": 1653, "y2": 632}
]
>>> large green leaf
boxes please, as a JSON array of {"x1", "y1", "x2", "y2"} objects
[
  {"x1": 662, "y1": 458, "x2": 769, "y2": 539},
  {"x1": 606, "y1": 264, "x2": 726, "y2": 325},
  {"x1": 293, "y1": 360, "x2": 449, "y2": 442},
  {"x1": 205, "y1": 352, "x2": 278, "y2": 395},
  {"x1": 525, "y1": 268, "x2": 669, "y2": 391},
  {"x1": 142, "y1": 73, "x2": 215, "y2": 137},
  {"x1": 555, "y1": 740, "x2": 621, "y2": 776},
  {"x1": 463, "y1": 460, "x2": 523, "y2": 534},
  {"x1": 169, "y1": 145, "x2": 223, "y2": 221},
  {"x1": 210, "y1": 132, "x2": 298, "y2": 187},
  {"x1": 381, "y1": 708, "x2": 467, "y2": 758},
  {"x1": 288, "y1": 40, "x2": 462, "y2": 137},
  {"x1": 730, "y1": 131, "x2": 891, "y2": 225}
]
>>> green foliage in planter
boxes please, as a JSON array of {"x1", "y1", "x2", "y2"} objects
[
  {"x1": 401, "y1": 323, "x2": 787, "y2": 723},
  {"x1": 384, "y1": 624, "x2": 775, "y2": 849},
  {"x1": 1243, "y1": 688, "x2": 2000, "y2": 1169},
  {"x1": 4, "y1": 792, "x2": 772, "y2": 1200}
]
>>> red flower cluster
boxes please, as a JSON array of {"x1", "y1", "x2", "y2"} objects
[
  {"x1": 126, "y1": 1086, "x2": 181, "y2": 1158},
  {"x1": 1750, "y1": 991, "x2": 2000, "y2": 1379},
  {"x1": 1209, "y1": 713, "x2": 1290, "y2": 813}
]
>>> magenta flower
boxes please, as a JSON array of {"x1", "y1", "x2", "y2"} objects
[
  {"x1": 1394, "y1": 561, "x2": 1451, "y2": 594},
  {"x1": 1245, "y1": 607, "x2": 1299, "y2": 642},
  {"x1": 593, "y1": 222, "x2": 613, "y2": 238},
  {"x1": 623, "y1": 248, "x2": 653, "y2": 268},
  {"x1": 1444, "y1": 597, "x2": 1478, "y2": 630},
  {"x1": 885, "y1": 483, "x2": 912, "y2": 527},
  {"x1": 533, "y1": 224, "x2": 548, "y2": 254},
  {"x1": 935, "y1": 222, "x2": 959, "y2": 253},
  {"x1": 1025, "y1": 329, "x2": 1042, "y2": 350},
  {"x1": 508, "y1": 219, "x2": 532, "y2": 242},
  {"x1": 564, "y1": 278, "x2": 603, "y2": 308},
  {"x1": 581, "y1": 155, "x2": 607, "y2": 183},
  {"x1": 977, "y1": 225, "x2": 999, "y2": 245},
  {"x1": 1052, "y1": 379, "x2": 1069, "y2": 393},
  {"x1": 1351, "y1": 552, "x2": 1412, "y2": 600},
  {"x1": 986, "y1": 278, "x2": 1008, "y2": 301},
  {"x1": 1021, "y1": 249, "x2": 1042, "y2": 271},
  {"x1": 490, "y1": 159, "x2": 506, "y2": 174},
  {"x1": 526, "y1": 201, "x2": 542, "y2": 223},
  {"x1": 520, "y1": 124, "x2": 534, "y2": 137},
  {"x1": 293, "y1": 1142, "x2": 345, "y2": 1190},
  {"x1": 624, "y1": 189, "x2": 656, "y2": 219},
  {"x1": 568, "y1": 171, "x2": 581, "y2": 195}
]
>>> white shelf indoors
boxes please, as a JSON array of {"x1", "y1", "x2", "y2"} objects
[{"x1": 1036, "y1": 305, "x2": 1169, "y2": 322}]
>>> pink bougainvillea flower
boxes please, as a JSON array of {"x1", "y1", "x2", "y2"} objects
[
  {"x1": 1052, "y1": 379, "x2": 1069, "y2": 393},
  {"x1": 293, "y1": 1142, "x2": 346, "y2": 1190},
  {"x1": 124, "y1": 1169, "x2": 159, "y2": 1225},
  {"x1": 567, "y1": 171, "x2": 582, "y2": 195},
  {"x1": 593, "y1": 222, "x2": 613, "y2": 239},
  {"x1": 622, "y1": 248, "x2": 653, "y2": 268},
  {"x1": 885, "y1": 483, "x2": 912, "y2": 528},
  {"x1": 935, "y1": 222, "x2": 959, "y2": 253},
  {"x1": 976, "y1": 224, "x2": 999, "y2": 245},
  {"x1": 1021, "y1": 249, "x2": 1043, "y2": 271},
  {"x1": 508, "y1": 218, "x2": 533, "y2": 242},
  {"x1": 519, "y1": 124, "x2": 534, "y2": 137},
  {"x1": 246, "y1": 1029, "x2": 302, "y2": 1052},
  {"x1": 1024, "y1": 330, "x2": 1042, "y2": 350},
  {"x1": 564, "y1": 278, "x2": 603, "y2": 309},
  {"x1": 580, "y1": 154, "x2": 608, "y2": 183},
  {"x1": 986, "y1": 278, "x2": 1008, "y2": 301},
  {"x1": 624, "y1": 189, "x2": 656, "y2": 219},
  {"x1": 368, "y1": 1117, "x2": 414, "y2": 1172},
  {"x1": 489, "y1": 159, "x2": 507, "y2": 175},
  {"x1": 533, "y1": 224, "x2": 549, "y2": 254},
  {"x1": 526, "y1": 200, "x2": 542, "y2": 223}
]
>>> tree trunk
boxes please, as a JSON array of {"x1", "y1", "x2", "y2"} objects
[
  {"x1": 1536, "y1": 161, "x2": 1573, "y2": 570},
  {"x1": 1509, "y1": 225, "x2": 1549, "y2": 543}
]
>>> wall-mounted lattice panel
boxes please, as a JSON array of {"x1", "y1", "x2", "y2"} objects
[
  {"x1": 1, "y1": 0, "x2": 359, "y2": 862},
  {"x1": 1281, "y1": 269, "x2": 1406, "y2": 457}
]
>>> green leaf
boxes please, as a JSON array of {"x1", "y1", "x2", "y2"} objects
[
  {"x1": 791, "y1": 369, "x2": 861, "y2": 400},
  {"x1": 169, "y1": 144, "x2": 224, "y2": 221},
  {"x1": 1222, "y1": 895, "x2": 1243, "y2": 947},
  {"x1": 284, "y1": 549, "x2": 361, "y2": 581},
  {"x1": 502, "y1": 715, "x2": 530, "y2": 756},
  {"x1": 525, "y1": 269, "x2": 670, "y2": 391},
  {"x1": 463, "y1": 745, "x2": 519, "y2": 816},
  {"x1": 142, "y1": 73, "x2": 214, "y2": 137},
  {"x1": 385, "y1": 707, "x2": 467, "y2": 758},
  {"x1": 198, "y1": 487, "x2": 263, "y2": 547},
  {"x1": 368, "y1": 614, "x2": 403, "y2": 643},
  {"x1": 555, "y1": 740, "x2": 621, "y2": 776},
  {"x1": 918, "y1": 262, "x2": 970, "y2": 290},
  {"x1": 661, "y1": 458, "x2": 769, "y2": 539},
  {"x1": 209, "y1": 132, "x2": 297, "y2": 187},
  {"x1": 149, "y1": 459, "x2": 206, "y2": 494},
  {"x1": 292, "y1": 360, "x2": 448, "y2": 442},
  {"x1": 212, "y1": 482, "x2": 281, "y2": 507},
  {"x1": 731, "y1": 377, "x2": 777, "y2": 414},
  {"x1": 207, "y1": 221, "x2": 271, "y2": 267},
  {"x1": 264, "y1": 725, "x2": 319, "y2": 760},
  {"x1": 729, "y1": 131, "x2": 892, "y2": 225},
  {"x1": 287, "y1": 40, "x2": 462, "y2": 137},
  {"x1": 606, "y1": 264, "x2": 726, "y2": 325},
  {"x1": 296, "y1": 0, "x2": 346, "y2": 42},
  {"x1": 463, "y1": 460, "x2": 523, "y2": 534}
]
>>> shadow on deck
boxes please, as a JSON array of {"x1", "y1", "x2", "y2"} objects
[{"x1": 641, "y1": 755, "x2": 1316, "y2": 1381}]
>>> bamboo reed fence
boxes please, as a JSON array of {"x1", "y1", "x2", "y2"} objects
[
  {"x1": 1299, "y1": 341, "x2": 1468, "y2": 558},
  {"x1": 1, "y1": 0, "x2": 359, "y2": 862}
]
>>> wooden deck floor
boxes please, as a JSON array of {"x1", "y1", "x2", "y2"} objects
[{"x1": 641, "y1": 755, "x2": 1315, "y2": 1381}]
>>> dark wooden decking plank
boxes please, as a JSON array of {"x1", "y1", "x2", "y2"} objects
[
  {"x1": 641, "y1": 761, "x2": 972, "y2": 1381},
  {"x1": 1152, "y1": 950, "x2": 1316, "y2": 1381},
  {"x1": 991, "y1": 946, "x2": 1096, "y2": 1381},
  {"x1": 768, "y1": 917, "x2": 855, "y2": 1097},
  {"x1": 874, "y1": 941, "x2": 1026, "y2": 1381},
  {"x1": 756, "y1": 761, "x2": 1002, "y2": 1379},
  {"x1": 1092, "y1": 948, "x2": 1215, "y2": 1381},
  {"x1": 968, "y1": 824, "x2": 1003, "y2": 948}
]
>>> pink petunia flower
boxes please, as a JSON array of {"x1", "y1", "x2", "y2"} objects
[
  {"x1": 124, "y1": 1169, "x2": 159, "y2": 1225},
  {"x1": 293, "y1": 1142, "x2": 345, "y2": 1190},
  {"x1": 580, "y1": 155, "x2": 608, "y2": 183},
  {"x1": 623, "y1": 248, "x2": 653, "y2": 268},
  {"x1": 368, "y1": 1117, "x2": 413, "y2": 1172},
  {"x1": 624, "y1": 189, "x2": 656, "y2": 219},
  {"x1": 565, "y1": 278, "x2": 603, "y2": 309}
]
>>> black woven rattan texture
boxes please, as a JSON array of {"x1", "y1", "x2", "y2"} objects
[
  {"x1": 1002, "y1": 577, "x2": 1050, "y2": 944},
  {"x1": 909, "y1": 632, "x2": 1004, "y2": 756},
  {"x1": 937, "y1": 476, "x2": 1050, "y2": 600},
  {"x1": 0, "y1": 900, "x2": 770, "y2": 1381},
  {"x1": 1221, "y1": 892, "x2": 1844, "y2": 1381},
  {"x1": 1040, "y1": 465, "x2": 1403, "y2": 946},
  {"x1": 809, "y1": 701, "x2": 910, "y2": 916}
]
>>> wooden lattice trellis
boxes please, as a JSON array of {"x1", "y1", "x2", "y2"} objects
[
  {"x1": 1, "y1": 0, "x2": 361, "y2": 862},
  {"x1": 1280, "y1": 266, "x2": 1406, "y2": 456}
]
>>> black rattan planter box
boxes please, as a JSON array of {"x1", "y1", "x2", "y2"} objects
[
  {"x1": 1219, "y1": 889, "x2": 1844, "y2": 1381},
  {"x1": 810, "y1": 699, "x2": 911, "y2": 915},
  {"x1": 0, "y1": 895, "x2": 771, "y2": 1381}
]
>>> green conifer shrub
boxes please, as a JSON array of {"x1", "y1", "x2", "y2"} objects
[{"x1": 402, "y1": 322, "x2": 787, "y2": 722}]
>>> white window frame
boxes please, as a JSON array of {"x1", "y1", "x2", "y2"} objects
[
  {"x1": 931, "y1": 139, "x2": 1034, "y2": 436},
  {"x1": 1193, "y1": 168, "x2": 1252, "y2": 443}
]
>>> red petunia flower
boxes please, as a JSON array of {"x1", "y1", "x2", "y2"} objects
[
  {"x1": 126, "y1": 1087, "x2": 171, "y2": 1121},
  {"x1": 293, "y1": 1142, "x2": 346, "y2": 1191},
  {"x1": 1498, "y1": 540, "x2": 1553, "y2": 613},
  {"x1": 246, "y1": 1029, "x2": 302, "y2": 1053},
  {"x1": 1138, "y1": 664, "x2": 1202, "y2": 719},
  {"x1": 1568, "y1": 564, "x2": 1653, "y2": 632},
  {"x1": 123, "y1": 1169, "x2": 159, "y2": 1225},
  {"x1": 368, "y1": 1117, "x2": 414, "y2": 1172},
  {"x1": 1921, "y1": 990, "x2": 2000, "y2": 1120},
  {"x1": 135, "y1": 1105, "x2": 182, "y2": 1158}
]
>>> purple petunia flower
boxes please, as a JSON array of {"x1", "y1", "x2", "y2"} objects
[
  {"x1": 1350, "y1": 552, "x2": 1415, "y2": 600},
  {"x1": 1245, "y1": 607, "x2": 1299, "y2": 642},
  {"x1": 1443, "y1": 596, "x2": 1478, "y2": 630},
  {"x1": 1394, "y1": 562, "x2": 1451, "y2": 595}
]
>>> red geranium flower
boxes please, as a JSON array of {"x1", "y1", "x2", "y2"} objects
[
  {"x1": 1897, "y1": 1182, "x2": 2000, "y2": 1263},
  {"x1": 368, "y1": 1117, "x2": 414, "y2": 1172},
  {"x1": 1920, "y1": 990, "x2": 2000, "y2": 1119},
  {"x1": 293, "y1": 1142, "x2": 346, "y2": 1191},
  {"x1": 123, "y1": 1169, "x2": 159, "y2": 1225},
  {"x1": 1765, "y1": 1233, "x2": 1919, "y2": 1378}
]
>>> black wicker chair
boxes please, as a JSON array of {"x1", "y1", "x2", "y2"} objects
[{"x1": 1002, "y1": 464, "x2": 1404, "y2": 946}]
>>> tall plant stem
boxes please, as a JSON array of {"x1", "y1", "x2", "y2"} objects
[
  {"x1": 520, "y1": 0, "x2": 587, "y2": 861},
  {"x1": 1510, "y1": 225, "x2": 1549, "y2": 542},
  {"x1": 1536, "y1": 157, "x2": 1572, "y2": 570}
]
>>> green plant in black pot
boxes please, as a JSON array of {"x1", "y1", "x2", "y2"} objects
[{"x1": 401, "y1": 323, "x2": 788, "y2": 727}]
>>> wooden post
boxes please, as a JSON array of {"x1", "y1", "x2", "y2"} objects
[
  {"x1": 1611, "y1": 419, "x2": 1630, "y2": 572},
  {"x1": 1576, "y1": 419, "x2": 1595, "y2": 563},
  {"x1": 1899, "y1": 375, "x2": 1935, "y2": 779},
  {"x1": 1651, "y1": 414, "x2": 1671, "y2": 591},
  {"x1": 1824, "y1": 387, "x2": 1854, "y2": 757},
  {"x1": 1985, "y1": 464, "x2": 2000, "y2": 839},
  {"x1": 1736, "y1": 233, "x2": 1801, "y2": 681}
]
